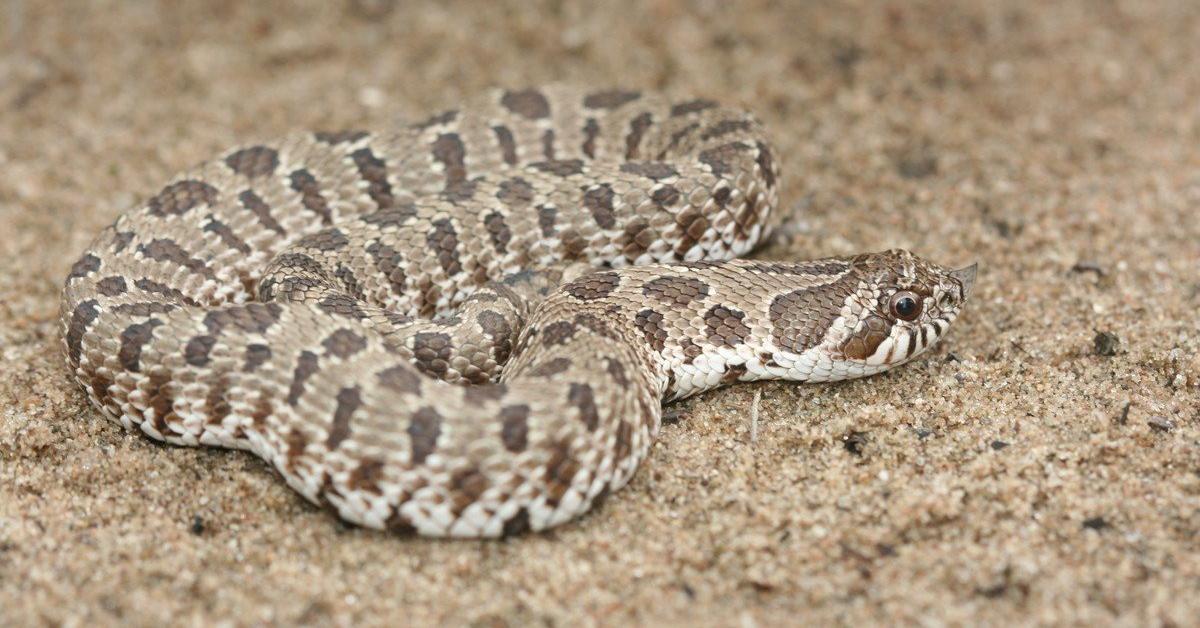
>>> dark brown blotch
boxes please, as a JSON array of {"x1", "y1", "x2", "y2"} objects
[
  {"x1": 224, "y1": 146, "x2": 279, "y2": 178},
  {"x1": 110, "y1": 230, "x2": 135, "y2": 253},
  {"x1": 118, "y1": 318, "x2": 163, "y2": 372},
  {"x1": 700, "y1": 119, "x2": 752, "y2": 141},
  {"x1": 540, "y1": 320, "x2": 576, "y2": 347},
  {"x1": 620, "y1": 161, "x2": 678, "y2": 181},
  {"x1": 604, "y1": 357, "x2": 629, "y2": 387},
  {"x1": 296, "y1": 228, "x2": 350, "y2": 253},
  {"x1": 351, "y1": 147, "x2": 398, "y2": 209},
  {"x1": 573, "y1": 313, "x2": 615, "y2": 339},
  {"x1": 238, "y1": 190, "x2": 286, "y2": 235},
  {"x1": 502, "y1": 508, "x2": 530, "y2": 537},
  {"x1": 501, "y1": 88, "x2": 551, "y2": 119},
  {"x1": 377, "y1": 365, "x2": 422, "y2": 395},
  {"x1": 620, "y1": 217, "x2": 655, "y2": 261},
  {"x1": 768, "y1": 275, "x2": 857, "y2": 353},
  {"x1": 411, "y1": 332, "x2": 453, "y2": 379},
  {"x1": 408, "y1": 406, "x2": 443, "y2": 464},
  {"x1": 531, "y1": 159, "x2": 584, "y2": 177},
  {"x1": 614, "y1": 420, "x2": 633, "y2": 462},
  {"x1": 544, "y1": 440, "x2": 580, "y2": 506},
  {"x1": 562, "y1": 272, "x2": 620, "y2": 301},
  {"x1": 431, "y1": 133, "x2": 467, "y2": 187},
  {"x1": 451, "y1": 467, "x2": 491, "y2": 513},
  {"x1": 66, "y1": 300, "x2": 100, "y2": 366},
  {"x1": 528, "y1": 356, "x2": 572, "y2": 377},
  {"x1": 322, "y1": 328, "x2": 367, "y2": 359},
  {"x1": 497, "y1": 177, "x2": 535, "y2": 208},
  {"x1": 651, "y1": 184, "x2": 680, "y2": 208},
  {"x1": 582, "y1": 117, "x2": 600, "y2": 158},
  {"x1": 365, "y1": 241, "x2": 408, "y2": 296},
  {"x1": 326, "y1": 386, "x2": 362, "y2": 449},
  {"x1": 138, "y1": 239, "x2": 213, "y2": 277},
  {"x1": 624, "y1": 112, "x2": 653, "y2": 159},
  {"x1": 583, "y1": 183, "x2": 616, "y2": 229},
  {"x1": 67, "y1": 254, "x2": 101, "y2": 280},
  {"x1": 111, "y1": 302, "x2": 176, "y2": 317},
  {"x1": 538, "y1": 205, "x2": 557, "y2": 238},
  {"x1": 492, "y1": 125, "x2": 518, "y2": 165},
  {"x1": 334, "y1": 264, "x2": 365, "y2": 301},
  {"x1": 244, "y1": 344, "x2": 272, "y2": 372},
  {"x1": 361, "y1": 203, "x2": 418, "y2": 229},
  {"x1": 184, "y1": 334, "x2": 217, "y2": 367},
  {"x1": 289, "y1": 169, "x2": 332, "y2": 224},
  {"x1": 840, "y1": 315, "x2": 893, "y2": 361},
  {"x1": 203, "y1": 303, "x2": 283, "y2": 335},
  {"x1": 317, "y1": 294, "x2": 368, "y2": 320},
  {"x1": 347, "y1": 458, "x2": 385, "y2": 494},
  {"x1": 412, "y1": 109, "x2": 458, "y2": 130},
  {"x1": 634, "y1": 308, "x2": 667, "y2": 352},
  {"x1": 569, "y1": 383, "x2": 600, "y2": 431},
  {"x1": 722, "y1": 363, "x2": 748, "y2": 384},
  {"x1": 147, "y1": 180, "x2": 219, "y2": 217},
  {"x1": 314, "y1": 130, "x2": 368, "y2": 144},
  {"x1": 476, "y1": 309, "x2": 513, "y2": 364},
  {"x1": 427, "y1": 219, "x2": 463, "y2": 276},
  {"x1": 704, "y1": 304, "x2": 751, "y2": 347},
  {"x1": 643, "y1": 275, "x2": 709, "y2": 307},
  {"x1": 203, "y1": 218, "x2": 252, "y2": 254},
  {"x1": 484, "y1": 212, "x2": 511, "y2": 254},
  {"x1": 286, "y1": 351, "x2": 320, "y2": 405},
  {"x1": 756, "y1": 141, "x2": 777, "y2": 187},
  {"x1": 95, "y1": 275, "x2": 127, "y2": 296},
  {"x1": 670, "y1": 99, "x2": 718, "y2": 116},
  {"x1": 698, "y1": 141, "x2": 751, "y2": 177},
  {"x1": 134, "y1": 278, "x2": 199, "y2": 306},
  {"x1": 584, "y1": 89, "x2": 641, "y2": 109},
  {"x1": 500, "y1": 404, "x2": 529, "y2": 452}
]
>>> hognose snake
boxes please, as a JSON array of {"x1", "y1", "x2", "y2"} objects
[{"x1": 60, "y1": 86, "x2": 976, "y2": 537}]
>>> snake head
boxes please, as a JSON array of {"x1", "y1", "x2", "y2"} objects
[{"x1": 836, "y1": 249, "x2": 976, "y2": 370}]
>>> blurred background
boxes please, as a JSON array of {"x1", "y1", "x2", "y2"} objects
[{"x1": 1, "y1": 1, "x2": 1196, "y2": 625}]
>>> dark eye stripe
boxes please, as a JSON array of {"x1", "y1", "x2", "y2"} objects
[
  {"x1": 905, "y1": 329, "x2": 917, "y2": 358},
  {"x1": 919, "y1": 325, "x2": 928, "y2": 348}
]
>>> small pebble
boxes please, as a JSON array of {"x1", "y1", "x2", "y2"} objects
[
  {"x1": 1082, "y1": 516, "x2": 1109, "y2": 531},
  {"x1": 191, "y1": 516, "x2": 205, "y2": 536},
  {"x1": 895, "y1": 147, "x2": 938, "y2": 179},
  {"x1": 843, "y1": 431, "x2": 869, "y2": 456},
  {"x1": 1071, "y1": 261, "x2": 1106, "y2": 277},
  {"x1": 991, "y1": 440, "x2": 1009, "y2": 450},
  {"x1": 1115, "y1": 401, "x2": 1132, "y2": 425},
  {"x1": 1093, "y1": 331, "x2": 1120, "y2": 356},
  {"x1": 1148, "y1": 417, "x2": 1174, "y2": 433}
]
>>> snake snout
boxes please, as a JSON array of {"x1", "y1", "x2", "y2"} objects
[{"x1": 949, "y1": 263, "x2": 978, "y2": 300}]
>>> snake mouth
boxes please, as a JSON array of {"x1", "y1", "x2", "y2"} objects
[{"x1": 950, "y1": 263, "x2": 978, "y2": 299}]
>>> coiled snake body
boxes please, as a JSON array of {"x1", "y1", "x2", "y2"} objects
[{"x1": 61, "y1": 86, "x2": 975, "y2": 537}]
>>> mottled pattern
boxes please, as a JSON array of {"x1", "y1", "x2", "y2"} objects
[{"x1": 59, "y1": 85, "x2": 974, "y2": 538}]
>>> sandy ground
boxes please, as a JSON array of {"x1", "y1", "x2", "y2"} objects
[{"x1": 1, "y1": 0, "x2": 1197, "y2": 625}]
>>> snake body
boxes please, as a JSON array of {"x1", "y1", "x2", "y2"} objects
[{"x1": 60, "y1": 86, "x2": 975, "y2": 537}]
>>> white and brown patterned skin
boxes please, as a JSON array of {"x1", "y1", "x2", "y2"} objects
[{"x1": 60, "y1": 86, "x2": 976, "y2": 537}]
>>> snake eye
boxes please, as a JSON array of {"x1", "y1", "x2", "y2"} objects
[{"x1": 890, "y1": 291, "x2": 921, "y2": 321}]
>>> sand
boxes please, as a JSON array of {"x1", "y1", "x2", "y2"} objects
[{"x1": 1, "y1": 0, "x2": 1197, "y2": 625}]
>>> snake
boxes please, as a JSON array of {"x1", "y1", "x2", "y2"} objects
[{"x1": 59, "y1": 86, "x2": 976, "y2": 538}]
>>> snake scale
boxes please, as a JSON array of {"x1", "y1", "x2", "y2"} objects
[{"x1": 60, "y1": 86, "x2": 975, "y2": 537}]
